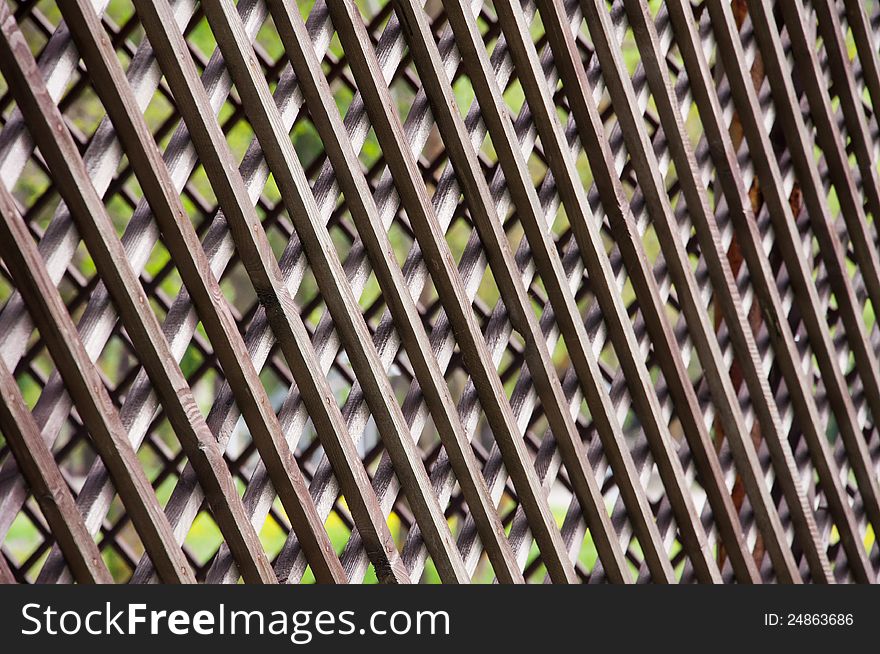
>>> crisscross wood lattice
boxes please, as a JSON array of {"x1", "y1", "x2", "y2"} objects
[{"x1": 0, "y1": 0, "x2": 878, "y2": 584}]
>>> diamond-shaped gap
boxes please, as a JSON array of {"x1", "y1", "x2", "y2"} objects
[
  {"x1": 497, "y1": 62, "x2": 527, "y2": 124},
  {"x1": 324, "y1": 201, "x2": 360, "y2": 275},
  {"x1": 94, "y1": 485, "x2": 143, "y2": 582},
  {"x1": 448, "y1": 363, "x2": 492, "y2": 455},
  {"x1": 390, "y1": 65, "x2": 419, "y2": 130},
  {"x1": 134, "y1": 412, "x2": 181, "y2": 509},
  {"x1": 218, "y1": 101, "x2": 257, "y2": 175},
  {"x1": 319, "y1": 29, "x2": 355, "y2": 115},
  {"x1": 253, "y1": 13, "x2": 286, "y2": 81},
  {"x1": 327, "y1": 495, "x2": 356, "y2": 558},
  {"x1": 58, "y1": 75, "x2": 107, "y2": 156},
  {"x1": 215, "y1": 246, "x2": 259, "y2": 322},
  {"x1": 297, "y1": 505, "x2": 355, "y2": 584},
  {"x1": 99, "y1": 0, "x2": 141, "y2": 72},
  {"x1": 417, "y1": 550, "x2": 447, "y2": 585},
  {"x1": 18, "y1": 1, "x2": 60, "y2": 58},
  {"x1": 181, "y1": 6, "x2": 218, "y2": 76},
  {"x1": 12, "y1": 323, "x2": 52, "y2": 411},
  {"x1": 186, "y1": 329, "x2": 226, "y2": 421},
  {"x1": 91, "y1": 327, "x2": 138, "y2": 407},
  {"x1": 3, "y1": 499, "x2": 47, "y2": 581},
  {"x1": 451, "y1": 60, "x2": 478, "y2": 126},
  {"x1": 183, "y1": 505, "x2": 224, "y2": 578},
  {"x1": 379, "y1": 219, "x2": 412, "y2": 272},
  {"x1": 259, "y1": 496, "x2": 291, "y2": 562},
  {"x1": 11, "y1": 154, "x2": 55, "y2": 231},
  {"x1": 297, "y1": 274, "x2": 331, "y2": 344},
  {"x1": 358, "y1": 271, "x2": 390, "y2": 347},
  {"x1": 53, "y1": 414, "x2": 99, "y2": 496},
  {"x1": 292, "y1": 416, "x2": 323, "y2": 477},
  {"x1": 140, "y1": 79, "x2": 179, "y2": 155},
  {"x1": 55, "y1": 266, "x2": 95, "y2": 338},
  {"x1": 141, "y1": 254, "x2": 185, "y2": 338},
  {"x1": 383, "y1": 480, "x2": 415, "y2": 547},
  {"x1": 353, "y1": 123, "x2": 384, "y2": 179},
  {"x1": 21, "y1": 502, "x2": 57, "y2": 582}
]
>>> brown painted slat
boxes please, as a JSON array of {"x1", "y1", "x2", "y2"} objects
[{"x1": 0, "y1": 550, "x2": 14, "y2": 584}]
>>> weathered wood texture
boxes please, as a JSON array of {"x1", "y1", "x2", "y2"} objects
[{"x1": 0, "y1": 0, "x2": 877, "y2": 583}]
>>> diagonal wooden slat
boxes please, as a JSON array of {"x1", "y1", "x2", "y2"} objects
[{"x1": 0, "y1": 549, "x2": 15, "y2": 584}]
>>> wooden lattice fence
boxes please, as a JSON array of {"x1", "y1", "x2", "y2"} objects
[{"x1": 0, "y1": 0, "x2": 878, "y2": 584}]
